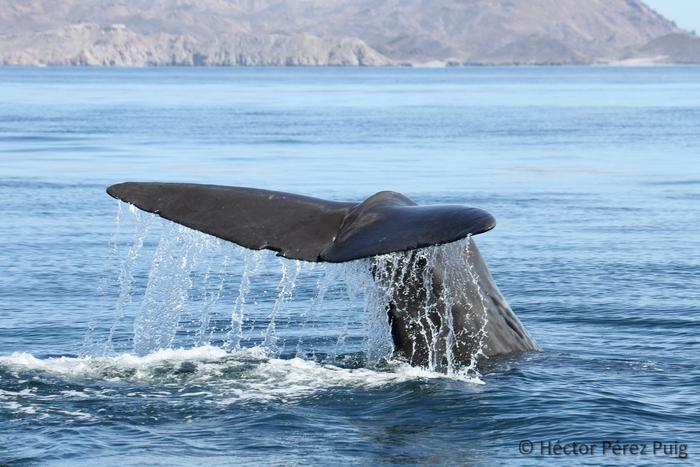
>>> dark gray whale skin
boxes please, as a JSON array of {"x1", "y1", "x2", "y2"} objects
[
  {"x1": 106, "y1": 183, "x2": 496, "y2": 262},
  {"x1": 107, "y1": 182, "x2": 538, "y2": 368},
  {"x1": 380, "y1": 239, "x2": 538, "y2": 369}
]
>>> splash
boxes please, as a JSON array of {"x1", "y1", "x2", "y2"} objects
[
  {"x1": 85, "y1": 202, "x2": 490, "y2": 379},
  {"x1": 0, "y1": 345, "x2": 484, "y2": 420}
]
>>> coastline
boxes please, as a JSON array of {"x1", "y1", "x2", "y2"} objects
[{"x1": 1, "y1": 62, "x2": 699, "y2": 68}]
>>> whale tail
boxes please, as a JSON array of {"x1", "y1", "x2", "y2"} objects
[
  {"x1": 107, "y1": 182, "x2": 495, "y2": 262},
  {"x1": 107, "y1": 182, "x2": 538, "y2": 368}
]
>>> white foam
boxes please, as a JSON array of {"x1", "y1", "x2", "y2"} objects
[
  {"x1": 54, "y1": 409, "x2": 92, "y2": 419},
  {"x1": 214, "y1": 356, "x2": 482, "y2": 404},
  {"x1": 0, "y1": 346, "x2": 230, "y2": 380},
  {"x1": 0, "y1": 346, "x2": 482, "y2": 405}
]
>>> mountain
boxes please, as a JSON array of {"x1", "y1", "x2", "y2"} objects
[
  {"x1": 623, "y1": 32, "x2": 700, "y2": 64},
  {"x1": 0, "y1": 0, "x2": 696, "y2": 66}
]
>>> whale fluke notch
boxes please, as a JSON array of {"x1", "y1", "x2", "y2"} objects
[{"x1": 106, "y1": 182, "x2": 496, "y2": 262}]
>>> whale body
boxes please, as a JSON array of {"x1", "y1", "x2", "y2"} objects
[{"x1": 107, "y1": 183, "x2": 538, "y2": 369}]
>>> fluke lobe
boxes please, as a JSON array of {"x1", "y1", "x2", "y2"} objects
[{"x1": 107, "y1": 182, "x2": 538, "y2": 369}]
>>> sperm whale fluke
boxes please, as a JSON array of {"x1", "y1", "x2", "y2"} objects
[
  {"x1": 107, "y1": 182, "x2": 496, "y2": 262},
  {"x1": 107, "y1": 182, "x2": 537, "y2": 369}
]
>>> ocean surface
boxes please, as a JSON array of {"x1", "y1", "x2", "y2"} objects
[{"x1": 0, "y1": 67, "x2": 699, "y2": 466}]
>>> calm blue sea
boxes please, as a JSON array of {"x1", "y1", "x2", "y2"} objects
[{"x1": 0, "y1": 67, "x2": 699, "y2": 466}]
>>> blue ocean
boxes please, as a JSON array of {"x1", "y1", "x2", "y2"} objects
[{"x1": 1, "y1": 67, "x2": 698, "y2": 465}]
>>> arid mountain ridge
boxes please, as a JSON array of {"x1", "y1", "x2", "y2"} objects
[{"x1": 1, "y1": 0, "x2": 699, "y2": 66}]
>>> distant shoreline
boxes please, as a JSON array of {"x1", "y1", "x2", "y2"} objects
[
  {"x1": 3, "y1": 1, "x2": 699, "y2": 69},
  {"x1": 2, "y1": 62, "x2": 699, "y2": 68}
]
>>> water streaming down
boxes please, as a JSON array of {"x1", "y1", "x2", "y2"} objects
[
  {"x1": 223, "y1": 249, "x2": 258, "y2": 351},
  {"x1": 87, "y1": 202, "x2": 491, "y2": 377},
  {"x1": 263, "y1": 259, "x2": 302, "y2": 355},
  {"x1": 109, "y1": 206, "x2": 154, "y2": 351},
  {"x1": 190, "y1": 244, "x2": 232, "y2": 347},
  {"x1": 82, "y1": 204, "x2": 154, "y2": 356},
  {"x1": 369, "y1": 239, "x2": 490, "y2": 374},
  {"x1": 132, "y1": 225, "x2": 189, "y2": 354}
]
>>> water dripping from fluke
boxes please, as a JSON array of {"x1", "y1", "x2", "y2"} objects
[{"x1": 91, "y1": 188, "x2": 538, "y2": 381}]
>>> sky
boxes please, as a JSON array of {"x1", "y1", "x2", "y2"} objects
[{"x1": 644, "y1": 0, "x2": 700, "y2": 33}]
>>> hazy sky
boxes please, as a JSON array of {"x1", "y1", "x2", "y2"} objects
[{"x1": 645, "y1": 0, "x2": 700, "y2": 33}]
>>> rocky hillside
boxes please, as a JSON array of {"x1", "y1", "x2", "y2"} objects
[{"x1": 0, "y1": 0, "x2": 696, "y2": 66}]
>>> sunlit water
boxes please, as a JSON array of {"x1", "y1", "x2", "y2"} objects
[{"x1": 1, "y1": 67, "x2": 699, "y2": 465}]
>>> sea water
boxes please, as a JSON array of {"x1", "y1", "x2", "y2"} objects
[{"x1": 1, "y1": 67, "x2": 699, "y2": 465}]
